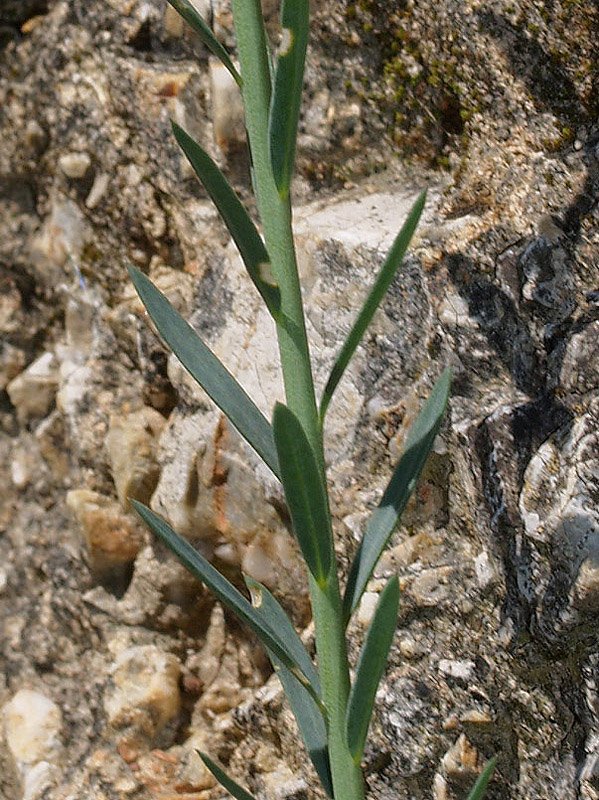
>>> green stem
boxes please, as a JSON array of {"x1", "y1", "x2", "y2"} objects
[
  {"x1": 232, "y1": 4, "x2": 364, "y2": 799},
  {"x1": 310, "y1": 574, "x2": 365, "y2": 799}
]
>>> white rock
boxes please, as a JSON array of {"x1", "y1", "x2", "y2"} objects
[
  {"x1": 6, "y1": 352, "x2": 58, "y2": 423},
  {"x1": 58, "y1": 151, "x2": 91, "y2": 179},
  {"x1": 474, "y1": 550, "x2": 497, "y2": 591},
  {"x1": 23, "y1": 761, "x2": 57, "y2": 800},
  {"x1": 104, "y1": 645, "x2": 181, "y2": 739},
  {"x1": 85, "y1": 171, "x2": 109, "y2": 209},
  {"x1": 357, "y1": 591, "x2": 380, "y2": 627},
  {"x1": 438, "y1": 659, "x2": 475, "y2": 683},
  {"x1": 2, "y1": 689, "x2": 63, "y2": 768},
  {"x1": 210, "y1": 58, "x2": 245, "y2": 155}
]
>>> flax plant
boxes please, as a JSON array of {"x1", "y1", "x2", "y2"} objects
[{"x1": 128, "y1": 2, "x2": 495, "y2": 798}]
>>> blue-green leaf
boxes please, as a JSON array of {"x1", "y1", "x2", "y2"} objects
[
  {"x1": 345, "y1": 577, "x2": 399, "y2": 764},
  {"x1": 268, "y1": 0, "x2": 309, "y2": 198},
  {"x1": 273, "y1": 403, "x2": 333, "y2": 586},
  {"x1": 465, "y1": 756, "x2": 497, "y2": 800},
  {"x1": 245, "y1": 578, "x2": 333, "y2": 797},
  {"x1": 131, "y1": 501, "x2": 317, "y2": 693},
  {"x1": 319, "y1": 191, "x2": 426, "y2": 423},
  {"x1": 198, "y1": 752, "x2": 257, "y2": 800},
  {"x1": 171, "y1": 123, "x2": 281, "y2": 319},
  {"x1": 343, "y1": 369, "x2": 451, "y2": 623},
  {"x1": 128, "y1": 266, "x2": 279, "y2": 478},
  {"x1": 167, "y1": 0, "x2": 241, "y2": 87}
]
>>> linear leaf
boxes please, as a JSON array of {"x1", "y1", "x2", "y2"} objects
[
  {"x1": 268, "y1": 0, "x2": 309, "y2": 198},
  {"x1": 128, "y1": 265, "x2": 279, "y2": 478},
  {"x1": 273, "y1": 403, "x2": 333, "y2": 586},
  {"x1": 131, "y1": 500, "x2": 317, "y2": 693},
  {"x1": 245, "y1": 577, "x2": 333, "y2": 797},
  {"x1": 465, "y1": 756, "x2": 497, "y2": 800},
  {"x1": 167, "y1": 0, "x2": 241, "y2": 87},
  {"x1": 345, "y1": 577, "x2": 399, "y2": 764},
  {"x1": 244, "y1": 577, "x2": 320, "y2": 691},
  {"x1": 198, "y1": 752, "x2": 257, "y2": 800},
  {"x1": 343, "y1": 369, "x2": 451, "y2": 623},
  {"x1": 319, "y1": 191, "x2": 426, "y2": 422},
  {"x1": 171, "y1": 122, "x2": 281, "y2": 319}
]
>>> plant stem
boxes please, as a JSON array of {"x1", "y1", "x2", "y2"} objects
[{"x1": 232, "y1": 4, "x2": 364, "y2": 798}]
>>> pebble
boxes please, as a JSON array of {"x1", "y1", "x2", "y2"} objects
[
  {"x1": 104, "y1": 645, "x2": 181, "y2": 739},
  {"x1": 441, "y1": 733, "x2": 479, "y2": 779},
  {"x1": 474, "y1": 550, "x2": 497, "y2": 591},
  {"x1": 2, "y1": 689, "x2": 63, "y2": 767},
  {"x1": 209, "y1": 58, "x2": 245, "y2": 155},
  {"x1": 572, "y1": 558, "x2": 599, "y2": 612},
  {"x1": 106, "y1": 407, "x2": 165, "y2": 507},
  {"x1": 356, "y1": 590, "x2": 380, "y2": 627},
  {"x1": 409, "y1": 566, "x2": 453, "y2": 607},
  {"x1": 0, "y1": 568, "x2": 7, "y2": 594},
  {"x1": 10, "y1": 447, "x2": 32, "y2": 490},
  {"x1": 85, "y1": 172, "x2": 109, "y2": 209},
  {"x1": 6, "y1": 352, "x2": 58, "y2": 423},
  {"x1": 66, "y1": 489, "x2": 144, "y2": 574},
  {"x1": 0, "y1": 343, "x2": 26, "y2": 391},
  {"x1": 58, "y1": 151, "x2": 91, "y2": 179},
  {"x1": 438, "y1": 659, "x2": 475, "y2": 683}
]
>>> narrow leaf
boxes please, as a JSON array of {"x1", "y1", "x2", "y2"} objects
[
  {"x1": 268, "y1": 0, "x2": 309, "y2": 198},
  {"x1": 345, "y1": 577, "x2": 399, "y2": 764},
  {"x1": 167, "y1": 0, "x2": 241, "y2": 87},
  {"x1": 343, "y1": 369, "x2": 451, "y2": 623},
  {"x1": 131, "y1": 500, "x2": 317, "y2": 693},
  {"x1": 465, "y1": 756, "x2": 497, "y2": 800},
  {"x1": 245, "y1": 577, "x2": 320, "y2": 692},
  {"x1": 245, "y1": 578, "x2": 333, "y2": 797},
  {"x1": 319, "y1": 191, "x2": 427, "y2": 422},
  {"x1": 171, "y1": 123, "x2": 281, "y2": 318},
  {"x1": 198, "y1": 751, "x2": 257, "y2": 800},
  {"x1": 128, "y1": 266, "x2": 279, "y2": 478},
  {"x1": 273, "y1": 403, "x2": 333, "y2": 586}
]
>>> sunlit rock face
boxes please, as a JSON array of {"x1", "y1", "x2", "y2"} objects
[{"x1": 1, "y1": 0, "x2": 598, "y2": 799}]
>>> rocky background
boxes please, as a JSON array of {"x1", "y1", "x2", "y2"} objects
[{"x1": 1, "y1": 1, "x2": 598, "y2": 799}]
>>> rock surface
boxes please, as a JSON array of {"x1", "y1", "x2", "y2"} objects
[{"x1": 1, "y1": 1, "x2": 599, "y2": 800}]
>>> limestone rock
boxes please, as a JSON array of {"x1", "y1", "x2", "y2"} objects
[
  {"x1": 104, "y1": 645, "x2": 181, "y2": 741},
  {"x1": 2, "y1": 689, "x2": 63, "y2": 799},
  {"x1": 66, "y1": 489, "x2": 144, "y2": 576},
  {"x1": 6, "y1": 352, "x2": 58, "y2": 423},
  {"x1": 106, "y1": 406, "x2": 165, "y2": 508}
]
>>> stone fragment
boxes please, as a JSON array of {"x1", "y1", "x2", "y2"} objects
[
  {"x1": 438, "y1": 659, "x2": 475, "y2": 683},
  {"x1": 29, "y1": 198, "x2": 91, "y2": 284},
  {"x1": 66, "y1": 489, "x2": 144, "y2": 575},
  {"x1": 10, "y1": 446, "x2": 33, "y2": 489},
  {"x1": 22, "y1": 762, "x2": 57, "y2": 800},
  {"x1": 409, "y1": 566, "x2": 453, "y2": 607},
  {"x1": 2, "y1": 689, "x2": 63, "y2": 768},
  {"x1": 0, "y1": 342, "x2": 26, "y2": 391},
  {"x1": 460, "y1": 709, "x2": 492, "y2": 725},
  {"x1": 572, "y1": 558, "x2": 599, "y2": 612},
  {"x1": 58, "y1": 151, "x2": 91, "y2": 179},
  {"x1": 357, "y1": 590, "x2": 380, "y2": 627},
  {"x1": 474, "y1": 550, "x2": 498, "y2": 592},
  {"x1": 210, "y1": 59, "x2": 245, "y2": 155},
  {"x1": 106, "y1": 406, "x2": 165, "y2": 507},
  {"x1": 441, "y1": 733, "x2": 479, "y2": 780},
  {"x1": 6, "y1": 352, "x2": 58, "y2": 423},
  {"x1": 85, "y1": 172, "x2": 109, "y2": 209},
  {"x1": 104, "y1": 645, "x2": 181, "y2": 740},
  {"x1": 24, "y1": 119, "x2": 48, "y2": 154},
  {"x1": 164, "y1": 0, "x2": 210, "y2": 37}
]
